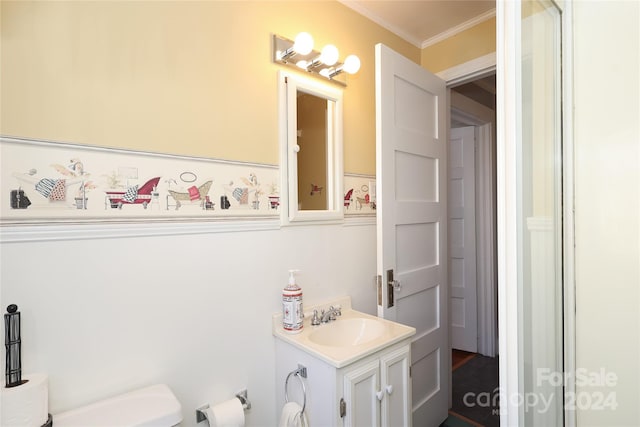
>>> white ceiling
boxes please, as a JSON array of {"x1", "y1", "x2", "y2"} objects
[{"x1": 339, "y1": 0, "x2": 496, "y2": 48}]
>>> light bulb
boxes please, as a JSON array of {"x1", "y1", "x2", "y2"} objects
[
  {"x1": 319, "y1": 44, "x2": 339, "y2": 66},
  {"x1": 296, "y1": 60, "x2": 309, "y2": 69},
  {"x1": 343, "y1": 55, "x2": 361, "y2": 74},
  {"x1": 319, "y1": 68, "x2": 332, "y2": 78},
  {"x1": 293, "y1": 32, "x2": 314, "y2": 55}
]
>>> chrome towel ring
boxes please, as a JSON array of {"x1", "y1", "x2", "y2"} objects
[{"x1": 285, "y1": 364, "x2": 307, "y2": 416}]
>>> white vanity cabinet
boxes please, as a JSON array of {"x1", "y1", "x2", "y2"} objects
[
  {"x1": 274, "y1": 338, "x2": 412, "y2": 427},
  {"x1": 342, "y1": 343, "x2": 411, "y2": 427},
  {"x1": 273, "y1": 297, "x2": 416, "y2": 426}
]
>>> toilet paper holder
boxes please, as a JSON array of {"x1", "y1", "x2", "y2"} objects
[{"x1": 196, "y1": 389, "x2": 251, "y2": 423}]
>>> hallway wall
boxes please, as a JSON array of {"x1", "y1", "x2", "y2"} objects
[{"x1": 573, "y1": 1, "x2": 640, "y2": 425}]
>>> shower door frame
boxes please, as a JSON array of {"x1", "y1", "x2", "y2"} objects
[{"x1": 496, "y1": 0, "x2": 576, "y2": 426}]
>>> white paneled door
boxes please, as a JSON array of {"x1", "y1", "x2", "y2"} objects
[
  {"x1": 375, "y1": 43, "x2": 448, "y2": 426},
  {"x1": 449, "y1": 126, "x2": 478, "y2": 353}
]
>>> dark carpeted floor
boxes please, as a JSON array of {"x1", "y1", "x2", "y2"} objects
[{"x1": 450, "y1": 354, "x2": 500, "y2": 427}]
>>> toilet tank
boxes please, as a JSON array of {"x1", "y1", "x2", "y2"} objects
[{"x1": 54, "y1": 384, "x2": 182, "y2": 427}]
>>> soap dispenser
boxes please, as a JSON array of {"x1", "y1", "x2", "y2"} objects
[{"x1": 282, "y1": 270, "x2": 303, "y2": 334}]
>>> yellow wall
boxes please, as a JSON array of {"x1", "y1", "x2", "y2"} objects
[
  {"x1": 1, "y1": 1, "x2": 418, "y2": 175},
  {"x1": 420, "y1": 17, "x2": 496, "y2": 74}
]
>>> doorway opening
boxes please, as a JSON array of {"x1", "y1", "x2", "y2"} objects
[{"x1": 447, "y1": 73, "x2": 499, "y2": 427}]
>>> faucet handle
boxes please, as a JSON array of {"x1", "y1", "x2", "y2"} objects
[
  {"x1": 329, "y1": 306, "x2": 337, "y2": 321},
  {"x1": 320, "y1": 309, "x2": 330, "y2": 323},
  {"x1": 311, "y1": 309, "x2": 321, "y2": 326}
]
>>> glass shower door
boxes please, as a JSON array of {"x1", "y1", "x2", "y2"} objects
[
  {"x1": 498, "y1": 0, "x2": 564, "y2": 425},
  {"x1": 520, "y1": 1, "x2": 564, "y2": 425}
]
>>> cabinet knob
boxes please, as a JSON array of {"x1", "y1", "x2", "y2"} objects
[
  {"x1": 386, "y1": 385, "x2": 393, "y2": 395},
  {"x1": 376, "y1": 390, "x2": 384, "y2": 401}
]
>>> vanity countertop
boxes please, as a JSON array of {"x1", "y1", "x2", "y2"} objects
[{"x1": 272, "y1": 296, "x2": 416, "y2": 368}]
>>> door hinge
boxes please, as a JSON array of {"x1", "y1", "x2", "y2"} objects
[
  {"x1": 376, "y1": 275, "x2": 383, "y2": 306},
  {"x1": 339, "y1": 397, "x2": 346, "y2": 418},
  {"x1": 409, "y1": 366, "x2": 412, "y2": 378}
]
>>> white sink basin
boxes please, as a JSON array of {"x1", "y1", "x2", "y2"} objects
[
  {"x1": 273, "y1": 297, "x2": 416, "y2": 368},
  {"x1": 308, "y1": 318, "x2": 387, "y2": 347}
]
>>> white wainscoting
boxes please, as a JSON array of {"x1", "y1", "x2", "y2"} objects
[{"x1": 0, "y1": 219, "x2": 378, "y2": 426}]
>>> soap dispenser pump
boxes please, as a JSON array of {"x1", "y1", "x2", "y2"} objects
[{"x1": 282, "y1": 270, "x2": 303, "y2": 334}]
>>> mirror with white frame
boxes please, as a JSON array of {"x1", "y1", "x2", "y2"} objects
[{"x1": 279, "y1": 71, "x2": 344, "y2": 224}]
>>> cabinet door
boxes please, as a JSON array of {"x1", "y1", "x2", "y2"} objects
[
  {"x1": 380, "y1": 345, "x2": 412, "y2": 427},
  {"x1": 343, "y1": 359, "x2": 381, "y2": 427}
]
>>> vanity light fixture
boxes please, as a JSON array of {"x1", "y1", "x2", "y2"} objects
[{"x1": 273, "y1": 33, "x2": 360, "y2": 86}]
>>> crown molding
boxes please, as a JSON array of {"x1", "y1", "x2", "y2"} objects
[
  {"x1": 422, "y1": 8, "x2": 496, "y2": 49},
  {"x1": 339, "y1": 2, "x2": 495, "y2": 51},
  {"x1": 338, "y1": 0, "x2": 422, "y2": 48}
]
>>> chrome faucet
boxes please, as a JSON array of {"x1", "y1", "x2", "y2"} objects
[{"x1": 320, "y1": 305, "x2": 342, "y2": 323}]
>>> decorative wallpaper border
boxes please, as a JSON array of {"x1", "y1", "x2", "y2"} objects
[
  {"x1": 1, "y1": 137, "x2": 376, "y2": 227},
  {"x1": 0, "y1": 136, "x2": 279, "y2": 222}
]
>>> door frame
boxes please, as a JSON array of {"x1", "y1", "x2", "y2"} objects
[
  {"x1": 439, "y1": 43, "x2": 499, "y2": 361},
  {"x1": 438, "y1": 1, "x2": 576, "y2": 424},
  {"x1": 450, "y1": 91, "x2": 497, "y2": 358}
]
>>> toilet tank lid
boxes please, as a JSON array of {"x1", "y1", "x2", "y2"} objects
[{"x1": 54, "y1": 383, "x2": 182, "y2": 427}]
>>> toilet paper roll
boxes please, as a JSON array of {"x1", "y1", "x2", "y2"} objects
[
  {"x1": 205, "y1": 397, "x2": 245, "y2": 427},
  {"x1": 1, "y1": 373, "x2": 49, "y2": 427}
]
